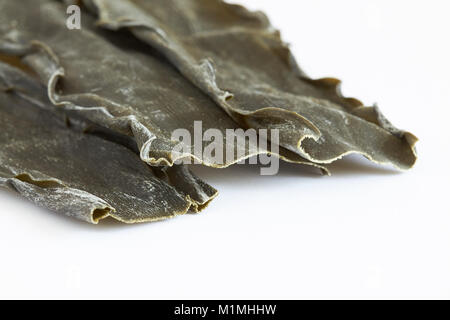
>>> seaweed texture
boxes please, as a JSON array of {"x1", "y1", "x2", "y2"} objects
[
  {"x1": 0, "y1": 0, "x2": 326, "y2": 172},
  {"x1": 0, "y1": 0, "x2": 418, "y2": 225},
  {"x1": 83, "y1": 0, "x2": 417, "y2": 169},
  {"x1": 0, "y1": 68, "x2": 217, "y2": 223}
]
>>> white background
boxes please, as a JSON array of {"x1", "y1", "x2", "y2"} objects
[{"x1": 0, "y1": 0, "x2": 449, "y2": 299}]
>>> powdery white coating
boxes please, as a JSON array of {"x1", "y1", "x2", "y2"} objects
[
  {"x1": 84, "y1": 0, "x2": 417, "y2": 170},
  {"x1": 0, "y1": 0, "x2": 326, "y2": 172},
  {"x1": 0, "y1": 73, "x2": 216, "y2": 224}
]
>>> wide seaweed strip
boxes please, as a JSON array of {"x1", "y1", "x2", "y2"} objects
[
  {"x1": 84, "y1": 0, "x2": 417, "y2": 169},
  {"x1": 0, "y1": 66, "x2": 216, "y2": 224},
  {"x1": 0, "y1": 0, "x2": 324, "y2": 172}
]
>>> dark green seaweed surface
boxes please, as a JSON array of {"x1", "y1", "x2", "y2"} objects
[
  {"x1": 0, "y1": 64, "x2": 216, "y2": 223},
  {"x1": 84, "y1": 0, "x2": 417, "y2": 169},
  {"x1": 0, "y1": 0, "x2": 418, "y2": 224}
]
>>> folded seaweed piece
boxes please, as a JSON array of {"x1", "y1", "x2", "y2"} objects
[
  {"x1": 84, "y1": 0, "x2": 418, "y2": 169},
  {"x1": 0, "y1": 0, "x2": 326, "y2": 173},
  {"x1": 0, "y1": 70, "x2": 217, "y2": 224}
]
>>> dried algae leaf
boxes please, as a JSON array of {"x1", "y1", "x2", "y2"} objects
[
  {"x1": 0, "y1": 0, "x2": 326, "y2": 173},
  {"x1": 84, "y1": 0, "x2": 418, "y2": 169},
  {"x1": 0, "y1": 70, "x2": 215, "y2": 224}
]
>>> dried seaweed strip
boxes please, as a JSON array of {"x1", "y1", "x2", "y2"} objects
[
  {"x1": 0, "y1": 60, "x2": 218, "y2": 215},
  {"x1": 0, "y1": 76, "x2": 214, "y2": 224},
  {"x1": 75, "y1": 116, "x2": 219, "y2": 212},
  {"x1": 84, "y1": 0, "x2": 418, "y2": 169},
  {"x1": 0, "y1": 0, "x2": 326, "y2": 174},
  {"x1": 153, "y1": 165, "x2": 217, "y2": 213}
]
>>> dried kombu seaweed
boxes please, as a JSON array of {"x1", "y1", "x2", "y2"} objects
[
  {"x1": 0, "y1": 0, "x2": 419, "y2": 225},
  {"x1": 0, "y1": 63, "x2": 219, "y2": 215},
  {"x1": 0, "y1": 0, "x2": 326, "y2": 173},
  {"x1": 0, "y1": 65, "x2": 217, "y2": 223},
  {"x1": 84, "y1": 0, "x2": 418, "y2": 169}
]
